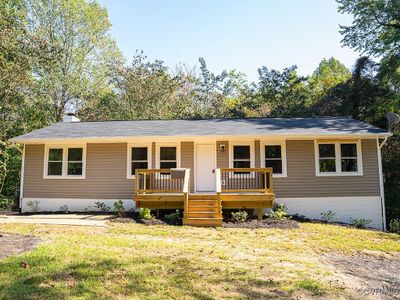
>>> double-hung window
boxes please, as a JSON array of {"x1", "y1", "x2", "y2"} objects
[
  {"x1": 233, "y1": 146, "x2": 251, "y2": 169},
  {"x1": 47, "y1": 148, "x2": 63, "y2": 176},
  {"x1": 261, "y1": 141, "x2": 287, "y2": 177},
  {"x1": 156, "y1": 144, "x2": 180, "y2": 169},
  {"x1": 67, "y1": 148, "x2": 84, "y2": 176},
  {"x1": 315, "y1": 141, "x2": 362, "y2": 176},
  {"x1": 44, "y1": 145, "x2": 86, "y2": 179},
  {"x1": 127, "y1": 143, "x2": 151, "y2": 179},
  {"x1": 230, "y1": 142, "x2": 254, "y2": 174},
  {"x1": 159, "y1": 147, "x2": 177, "y2": 169}
]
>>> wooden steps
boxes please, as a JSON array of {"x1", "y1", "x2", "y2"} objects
[{"x1": 183, "y1": 195, "x2": 222, "y2": 227}]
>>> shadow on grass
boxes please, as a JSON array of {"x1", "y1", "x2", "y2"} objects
[
  {"x1": 1, "y1": 254, "x2": 293, "y2": 299},
  {"x1": 0, "y1": 257, "x2": 125, "y2": 299}
]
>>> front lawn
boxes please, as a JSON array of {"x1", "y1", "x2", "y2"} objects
[{"x1": 1, "y1": 222, "x2": 400, "y2": 299}]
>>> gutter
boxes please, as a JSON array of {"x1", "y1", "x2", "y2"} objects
[
  {"x1": 19, "y1": 144, "x2": 25, "y2": 213},
  {"x1": 9, "y1": 133, "x2": 393, "y2": 145},
  {"x1": 377, "y1": 136, "x2": 391, "y2": 231}
]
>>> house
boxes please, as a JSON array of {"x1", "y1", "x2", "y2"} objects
[{"x1": 11, "y1": 116, "x2": 390, "y2": 229}]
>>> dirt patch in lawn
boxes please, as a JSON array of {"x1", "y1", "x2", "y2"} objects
[
  {"x1": 324, "y1": 252, "x2": 400, "y2": 299},
  {"x1": 109, "y1": 211, "x2": 180, "y2": 226},
  {"x1": 109, "y1": 215, "x2": 169, "y2": 225},
  {"x1": 222, "y1": 219, "x2": 299, "y2": 229},
  {"x1": 0, "y1": 232, "x2": 41, "y2": 259}
]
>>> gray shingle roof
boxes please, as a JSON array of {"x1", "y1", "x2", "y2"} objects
[{"x1": 11, "y1": 117, "x2": 389, "y2": 143}]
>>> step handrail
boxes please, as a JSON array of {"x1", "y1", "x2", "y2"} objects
[{"x1": 183, "y1": 169, "x2": 190, "y2": 217}]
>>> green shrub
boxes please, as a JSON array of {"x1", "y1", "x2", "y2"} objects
[
  {"x1": 94, "y1": 201, "x2": 111, "y2": 212},
  {"x1": 0, "y1": 197, "x2": 10, "y2": 210},
  {"x1": 320, "y1": 211, "x2": 336, "y2": 223},
  {"x1": 139, "y1": 208, "x2": 153, "y2": 220},
  {"x1": 231, "y1": 210, "x2": 248, "y2": 223},
  {"x1": 165, "y1": 210, "x2": 181, "y2": 225},
  {"x1": 350, "y1": 218, "x2": 371, "y2": 229},
  {"x1": 113, "y1": 200, "x2": 125, "y2": 217},
  {"x1": 269, "y1": 204, "x2": 289, "y2": 220},
  {"x1": 389, "y1": 218, "x2": 400, "y2": 234}
]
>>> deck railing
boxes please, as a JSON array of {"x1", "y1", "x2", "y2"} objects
[
  {"x1": 135, "y1": 169, "x2": 190, "y2": 194},
  {"x1": 216, "y1": 168, "x2": 274, "y2": 194}
]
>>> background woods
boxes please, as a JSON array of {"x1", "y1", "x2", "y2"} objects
[{"x1": 0, "y1": 0, "x2": 399, "y2": 224}]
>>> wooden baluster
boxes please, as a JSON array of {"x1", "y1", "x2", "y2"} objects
[
  {"x1": 263, "y1": 171, "x2": 267, "y2": 193},
  {"x1": 143, "y1": 172, "x2": 146, "y2": 194},
  {"x1": 269, "y1": 169, "x2": 273, "y2": 193}
]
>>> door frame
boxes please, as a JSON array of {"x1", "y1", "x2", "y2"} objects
[{"x1": 194, "y1": 141, "x2": 217, "y2": 193}]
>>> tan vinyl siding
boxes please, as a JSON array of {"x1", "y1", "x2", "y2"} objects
[
  {"x1": 216, "y1": 141, "x2": 229, "y2": 168},
  {"x1": 181, "y1": 141, "x2": 194, "y2": 192},
  {"x1": 274, "y1": 139, "x2": 380, "y2": 197},
  {"x1": 24, "y1": 143, "x2": 134, "y2": 199},
  {"x1": 23, "y1": 139, "x2": 380, "y2": 200}
]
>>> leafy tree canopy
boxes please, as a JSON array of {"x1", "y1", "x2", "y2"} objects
[{"x1": 337, "y1": 0, "x2": 400, "y2": 57}]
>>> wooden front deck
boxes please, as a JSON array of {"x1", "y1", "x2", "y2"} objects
[{"x1": 134, "y1": 168, "x2": 275, "y2": 227}]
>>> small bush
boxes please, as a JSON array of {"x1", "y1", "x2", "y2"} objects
[
  {"x1": 269, "y1": 204, "x2": 289, "y2": 220},
  {"x1": 350, "y1": 218, "x2": 371, "y2": 229},
  {"x1": 320, "y1": 211, "x2": 336, "y2": 223},
  {"x1": 0, "y1": 197, "x2": 15, "y2": 210},
  {"x1": 296, "y1": 279, "x2": 324, "y2": 296},
  {"x1": 139, "y1": 208, "x2": 154, "y2": 220},
  {"x1": 231, "y1": 210, "x2": 248, "y2": 223},
  {"x1": 389, "y1": 218, "x2": 400, "y2": 234},
  {"x1": 94, "y1": 201, "x2": 111, "y2": 212},
  {"x1": 113, "y1": 200, "x2": 125, "y2": 217},
  {"x1": 26, "y1": 200, "x2": 40, "y2": 213},
  {"x1": 165, "y1": 210, "x2": 181, "y2": 225},
  {"x1": 59, "y1": 205, "x2": 69, "y2": 213}
]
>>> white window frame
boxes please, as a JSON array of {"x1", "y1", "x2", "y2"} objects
[
  {"x1": 229, "y1": 142, "x2": 255, "y2": 177},
  {"x1": 156, "y1": 143, "x2": 181, "y2": 169},
  {"x1": 314, "y1": 140, "x2": 363, "y2": 176},
  {"x1": 260, "y1": 141, "x2": 287, "y2": 178},
  {"x1": 43, "y1": 144, "x2": 87, "y2": 179},
  {"x1": 127, "y1": 143, "x2": 152, "y2": 179}
]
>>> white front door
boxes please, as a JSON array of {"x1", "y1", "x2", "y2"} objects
[{"x1": 196, "y1": 144, "x2": 216, "y2": 192}]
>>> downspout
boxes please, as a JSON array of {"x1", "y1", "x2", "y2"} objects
[
  {"x1": 19, "y1": 144, "x2": 25, "y2": 213},
  {"x1": 377, "y1": 137, "x2": 389, "y2": 231}
]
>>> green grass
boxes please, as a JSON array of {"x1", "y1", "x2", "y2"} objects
[{"x1": 0, "y1": 222, "x2": 399, "y2": 299}]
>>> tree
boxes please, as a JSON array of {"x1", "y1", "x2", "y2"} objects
[
  {"x1": 110, "y1": 52, "x2": 182, "y2": 120},
  {"x1": 25, "y1": 0, "x2": 123, "y2": 122},
  {"x1": 308, "y1": 57, "x2": 351, "y2": 102},
  {"x1": 190, "y1": 58, "x2": 229, "y2": 118},
  {"x1": 337, "y1": 0, "x2": 400, "y2": 57},
  {"x1": 257, "y1": 66, "x2": 310, "y2": 117},
  {"x1": 314, "y1": 57, "x2": 397, "y2": 123},
  {"x1": 0, "y1": 0, "x2": 42, "y2": 200}
]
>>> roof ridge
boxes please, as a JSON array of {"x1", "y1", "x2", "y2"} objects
[{"x1": 67, "y1": 116, "x2": 352, "y2": 124}]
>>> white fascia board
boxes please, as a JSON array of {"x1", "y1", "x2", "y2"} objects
[{"x1": 12, "y1": 133, "x2": 392, "y2": 144}]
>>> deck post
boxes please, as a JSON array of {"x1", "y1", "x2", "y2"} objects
[{"x1": 258, "y1": 208, "x2": 263, "y2": 221}]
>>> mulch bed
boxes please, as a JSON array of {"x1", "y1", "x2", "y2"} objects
[
  {"x1": 109, "y1": 217, "x2": 137, "y2": 223},
  {"x1": 222, "y1": 218, "x2": 300, "y2": 229},
  {"x1": 110, "y1": 212, "x2": 300, "y2": 228},
  {"x1": 0, "y1": 232, "x2": 41, "y2": 259},
  {"x1": 109, "y1": 213, "x2": 170, "y2": 225}
]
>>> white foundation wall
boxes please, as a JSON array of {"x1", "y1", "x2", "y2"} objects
[
  {"x1": 275, "y1": 196, "x2": 383, "y2": 230},
  {"x1": 21, "y1": 198, "x2": 135, "y2": 213}
]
